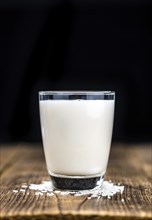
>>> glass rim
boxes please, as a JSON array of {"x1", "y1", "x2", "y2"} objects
[{"x1": 39, "y1": 91, "x2": 115, "y2": 95}]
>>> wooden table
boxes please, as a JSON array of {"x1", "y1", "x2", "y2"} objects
[{"x1": 0, "y1": 143, "x2": 151, "y2": 220}]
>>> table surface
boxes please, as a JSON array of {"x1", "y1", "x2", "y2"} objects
[{"x1": 0, "y1": 143, "x2": 152, "y2": 220}]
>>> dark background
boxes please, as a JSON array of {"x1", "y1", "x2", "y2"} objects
[{"x1": 0, "y1": 0, "x2": 152, "y2": 143}]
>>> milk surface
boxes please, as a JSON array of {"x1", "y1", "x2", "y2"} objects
[{"x1": 40, "y1": 100, "x2": 114, "y2": 176}]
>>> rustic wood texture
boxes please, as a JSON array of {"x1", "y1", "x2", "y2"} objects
[{"x1": 0, "y1": 143, "x2": 152, "y2": 220}]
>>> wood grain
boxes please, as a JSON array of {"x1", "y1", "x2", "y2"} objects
[{"x1": 0, "y1": 143, "x2": 152, "y2": 220}]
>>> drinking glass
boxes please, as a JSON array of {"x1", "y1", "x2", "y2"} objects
[{"x1": 39, "y1": 91, "x2": 115, "y2": 190}]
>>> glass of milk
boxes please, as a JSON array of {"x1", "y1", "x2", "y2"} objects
[{"x1": 39, "y1": 91, "x2": 115, "y2": 190}]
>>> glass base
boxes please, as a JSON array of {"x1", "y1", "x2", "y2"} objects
[{"x1": 50, "y1": 173, "x2": 104, "y2": 190}]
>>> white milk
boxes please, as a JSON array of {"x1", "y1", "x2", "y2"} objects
[{"x1": 40, "y1": 100, "x2": 114, "y2": 177}]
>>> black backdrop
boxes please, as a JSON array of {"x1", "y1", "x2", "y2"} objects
[{"x1": 0, "y1": 0, "x2": 152, "y2": 142}]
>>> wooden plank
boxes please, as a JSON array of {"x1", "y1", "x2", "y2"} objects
[{"x1": 0, "y1": 144, "x2": 152, "y2": 220}]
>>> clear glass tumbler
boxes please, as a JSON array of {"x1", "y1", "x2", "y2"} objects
[{"x1": 39, "y1": 91, "x2": 115, "y2": 190}]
